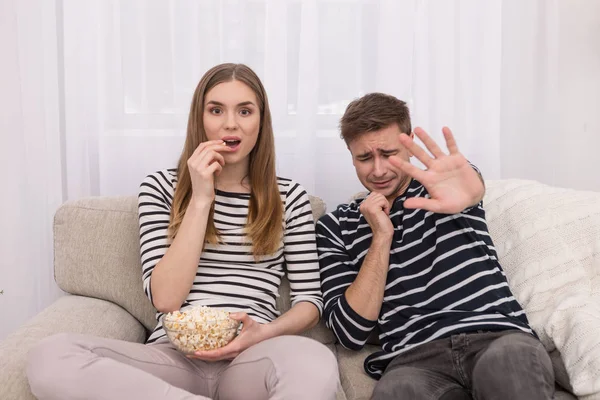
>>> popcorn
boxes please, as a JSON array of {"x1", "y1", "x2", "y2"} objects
[{"x1": 163, "y1": 306, "x2": 240, "y2": 353}]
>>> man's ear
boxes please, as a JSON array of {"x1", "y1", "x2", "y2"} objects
[{"x1": 406, "y1": 132, "x2": 414, "y2": 157}]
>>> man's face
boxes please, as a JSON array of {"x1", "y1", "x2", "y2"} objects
[{"x1": 347, "y1": 124, "x2": 413, "y2": 203}]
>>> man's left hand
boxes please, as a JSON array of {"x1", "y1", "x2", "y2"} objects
[{"x1": 390, "y1": 126, "x2": 484, "y2": 214}]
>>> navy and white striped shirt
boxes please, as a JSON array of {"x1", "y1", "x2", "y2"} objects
[
  {"x1": 139, "y1": 169, "x2": 323, "y2": 344},
  {"x1": 316, "y1": 176, "x2": 532, "y2": 379}
]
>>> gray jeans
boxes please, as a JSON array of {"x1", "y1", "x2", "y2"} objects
[
  {"x1": 372, "y1": 331, "x2": 554, "y2": 400},
  {"x1": 27, "y1": 332, "x2": 339, "y2": 400}
]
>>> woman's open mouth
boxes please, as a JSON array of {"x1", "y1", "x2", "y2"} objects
[{"x1": 222, "y1": 138, "x2": 241, "y2": 151}]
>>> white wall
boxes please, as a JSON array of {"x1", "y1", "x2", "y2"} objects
[{"x1": 501, "y1": 0, "x2": 600, "y2": 191}]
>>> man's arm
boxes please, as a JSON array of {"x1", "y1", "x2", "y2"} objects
[{"x1": 317, "y1": 193, "x2": 393, "y2": 350}]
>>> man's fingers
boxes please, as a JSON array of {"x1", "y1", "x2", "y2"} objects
[
  {"x1": 403, "y1": 197, "x2": 441, "y2": 212},
  {"x1": 414, "y1": 127, "x2": 445, "y2": 158},
  {"x1": 398, "y1": 134, "x2": 434, "y2": 167},
  {"x1": 389, "y1": 156, "x2": 427, "y2": 182},
  {"x1": 381, "y1": 201, "x2": 391, "y2": 216},
  {"x1": 442, "y1": 126, "x2": 459, "y2": 155},
  {"x1": 364, "y1": 193, "x2": 389, "y2": 214}
]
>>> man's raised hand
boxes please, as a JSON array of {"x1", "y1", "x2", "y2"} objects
[{"x1": 390, "y1": 127, "x2": 484, "y2": 214}]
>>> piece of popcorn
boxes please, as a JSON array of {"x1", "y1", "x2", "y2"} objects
[{"x1": 163, "y1": 306, "x2": 240, "y2": 353}]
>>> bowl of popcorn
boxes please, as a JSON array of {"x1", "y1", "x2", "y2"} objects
[{"x1": 163, "y1": 306, "x2": 241, "y2": 354}]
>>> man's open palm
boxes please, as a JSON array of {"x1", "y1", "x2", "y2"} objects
[{"x1": 390, "y1": 127, "x2": 484, "y2": 214}]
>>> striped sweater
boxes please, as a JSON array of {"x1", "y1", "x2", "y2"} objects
[
  {"x1": 316, "y1": 176, "x2": 533, "y2": 379},
  {"x1": 138, "y1": 169, "x2": 323, "y2": 344}
]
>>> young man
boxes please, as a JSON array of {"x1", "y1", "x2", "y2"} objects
[{"x1": 316, "y1": 93, "x2": 554, "y2": 399}]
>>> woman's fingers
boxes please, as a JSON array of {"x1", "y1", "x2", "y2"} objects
[
  {"x1": 188, "y1": 141, "x2": 231, "y2": 166},
  {"x1": 205, "y1": 160, "x2": 223, "y2": 177},
  {"x1": 195, "y1": 149, "x2": 226, "y2": 169},
  {"x1": 191, "y1": 140, "x2": 227, "y2": 158}
]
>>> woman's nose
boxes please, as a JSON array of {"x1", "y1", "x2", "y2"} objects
[{"x1": 224, "y1": 113, "x2": 238, "y2": 130}]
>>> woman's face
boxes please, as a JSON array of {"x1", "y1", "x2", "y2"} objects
[{"x1": 203, "y1": 80, "x2": 261, "y2": 167}]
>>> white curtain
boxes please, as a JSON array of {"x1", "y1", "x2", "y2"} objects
[
  {"x1": 2, "y1": 0, "x2": 599, "y2": 340},
  {"x1": 1, "y1": 0, "x2": 64, "y2": 340}
]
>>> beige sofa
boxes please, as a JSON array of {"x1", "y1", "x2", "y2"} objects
[{"x1": 0, "y1": 181, "x2": 589, "y2": 399}]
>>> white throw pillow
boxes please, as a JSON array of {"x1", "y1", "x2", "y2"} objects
[{"x1": 484, "y1": 179, "x2": 600, "y2": 400}]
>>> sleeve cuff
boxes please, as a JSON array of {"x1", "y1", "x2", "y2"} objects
[
  {"x1": 292, "y1": 297, "x2": 324, "y2": 317},
  {"x1": 340, "y1": 292, "x2": 378, "y2": 328}
]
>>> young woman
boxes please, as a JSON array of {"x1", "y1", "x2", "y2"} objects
[{"x1": 27, "y1": 63, "x2": 339, "y2": 400}]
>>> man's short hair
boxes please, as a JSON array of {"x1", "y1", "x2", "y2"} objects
[{"x1": 340, "y1": 93, "x2": 412, "y2": 144}]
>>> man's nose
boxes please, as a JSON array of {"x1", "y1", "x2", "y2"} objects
[{"x1": 373, "y1": 158, "x2": 386, "y2": 177}]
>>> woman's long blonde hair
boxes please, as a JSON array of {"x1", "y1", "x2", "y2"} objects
[{"x1": 169, "y1": 63, "x2": 283, "y2": 256}]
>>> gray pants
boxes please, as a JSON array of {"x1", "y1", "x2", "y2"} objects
[
  {"x1": 27, "y1": 332, "x2": 339, "y2": 400},
  {"x1": 372, "y1": 331, "x2": 554, "y2": 400}
]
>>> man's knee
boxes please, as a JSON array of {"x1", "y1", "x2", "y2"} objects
[
  {"x1": 372, "y1": 367, "x2": 460, "y2": 400},
  {"x1": 473, "y1": 332, "x2": 554, "y2": 395},
  {"x1": 475, "y1": 332, "x2": 552, "y2": 373}
]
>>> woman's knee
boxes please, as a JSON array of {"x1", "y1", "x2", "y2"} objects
[
  {"x1": 258, "y1": 336, "x2": 339, "y2": 393},
  {"x1": 275, "y1": 336, "x2": 338, "y2": 374},
  {"x1": 27, "y1": 333, "x2": 85, "y2": 396},
  {"x1": 282, "y1": 337, "x2": 339, "y2": 396}
]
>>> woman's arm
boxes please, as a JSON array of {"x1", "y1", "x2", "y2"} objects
[
  {"x1": 141, "y1": 141, "x2": 231, "y2": 313},
  {"x1": 149, "y1": 202, "x2": 211, "y2": 313},
  {"x1": 264, "y1": 301, "x2": 320, "y2": 336}
]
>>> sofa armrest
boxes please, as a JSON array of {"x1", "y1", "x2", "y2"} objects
[{"x1": 0, "y1": 295, "x2": 147, "y2": 400}]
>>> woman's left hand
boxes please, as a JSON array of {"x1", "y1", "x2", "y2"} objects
[{"x1": 187, "y1": 312, "x2": 270, "y2": 361}]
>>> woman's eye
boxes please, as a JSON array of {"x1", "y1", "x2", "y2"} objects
[
  {"x1": 210, "y1": 108, "x2": 222, "y2": 115},
  {"x1": 239, "y1": 109, "x2": 251, "y2": 116}
]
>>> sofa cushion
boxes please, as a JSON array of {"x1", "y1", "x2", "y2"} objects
[
  {"x1": 54, "y1": 196, "x2": 158, "y2": 332},
  {"x1": 0, "y1": 295, "x2": 146, "y2": 400},
  {"x1": 336, "y1": 344, "x2": 379, "y2": 400},
  {"x1": 54, "y1": 194, "x2": 328, "y2": 335},
  {"x1": 484, "y1": 179, "x2": 600, "y2": 399}
]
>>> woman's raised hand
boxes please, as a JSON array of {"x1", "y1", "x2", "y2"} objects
[{"x1": 187, "y1": 140, "x2": 232, "y2": 207}]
